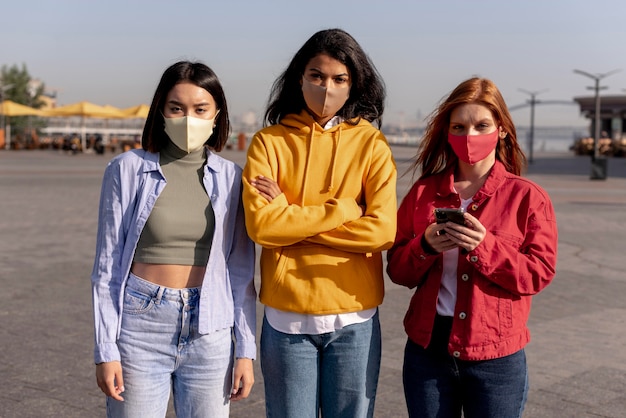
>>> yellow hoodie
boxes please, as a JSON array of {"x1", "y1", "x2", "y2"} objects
[{"x1": 243, "y1": 110, "x2": 397, "y2": 314}]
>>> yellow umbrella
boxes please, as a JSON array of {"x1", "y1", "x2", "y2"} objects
[
  {"x1": 1, "y1": 100, "x2": 45, "y2": 149},
  {"x1": 0, "y1": 99, "x2": 44, "y2": 116},
  {"x1": 44, "y1": 101, "x2": 128, "y2": 150},
  {"x1": 121, "y1": 104, "x2": 150, "y2": 119},
  {"x1": 44, "y1": 101, "x2": 126, "y2": 118},
  {"x1": 103, "y1": 104, "x2": 129, "y2": 117}
]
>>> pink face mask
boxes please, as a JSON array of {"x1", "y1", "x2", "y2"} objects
[{"x1": 447, "y1": 130, "x2": 499, "y2": 164}]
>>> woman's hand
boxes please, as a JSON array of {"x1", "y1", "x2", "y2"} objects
[
  {"x1": 441, "y1": 212, "x2": 486, "y2": 252},
  {"x1": 424, "y1": 212, "x2": 486, "y2": 253},
  {"x1": 424, "y1": 222, "x2": 459, "y2": 253},
  {"x1": 250, "y1": 176, "x2": 282, "y2": 202},
  {"x1": 96, "y1": 361, "x2": 125, "y2": 401},
  {"x1": 230, "y1": 358, "x2": 255, "y2": 401}
]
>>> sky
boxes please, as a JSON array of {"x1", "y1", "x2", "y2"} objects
[{"x1": 3, "y1": 0, "x2": 626, "y2": 130}]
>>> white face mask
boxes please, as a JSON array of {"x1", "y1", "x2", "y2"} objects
[
  {"x1": 163, "y1": 113, "x2": 218, "y2": 153},
  {"x1": 301, "y1": 77, "x2": 350, "y2": 119}
]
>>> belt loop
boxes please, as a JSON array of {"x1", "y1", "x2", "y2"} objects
[{"x1": 155, "y1": 286, "x2": 165, "y2": 305}]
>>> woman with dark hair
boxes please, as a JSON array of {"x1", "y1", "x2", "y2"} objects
[
  {"x1": 242, "y1": 28, "x2": 397, "y2": 417},
  {"x1": 387, "y1": 77, "x2": 558, "y2": 418},
  {"x1": 92, "y1": 61, "x2": 256, "y2": 417}
]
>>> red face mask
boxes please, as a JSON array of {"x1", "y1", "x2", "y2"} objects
[{"x1": 447, "y1": 130, "x2": 499, "y2": 164}]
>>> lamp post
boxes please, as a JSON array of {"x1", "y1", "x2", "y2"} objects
[
  {"x1": 518, "y1": 88, "x2": 548, "y2": 164},
  {"x1": 573, "y1": 69, "x2": 621, "y2": 179},
  {"x1": 26, "y1": 80, "x2": 40, "y2": 149}
]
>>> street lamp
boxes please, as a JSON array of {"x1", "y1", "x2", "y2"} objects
[
  {"x1": 518, "y1": 88, "x2": 548, "y2": 164},
  {"x1": 573, "y1": 69, "x2": 620, "y2": 179},
  {"x1": 25, "y1": 80, "x2": 39, "y2": 148}
]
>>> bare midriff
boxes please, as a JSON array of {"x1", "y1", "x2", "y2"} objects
[{"x1": 131, "y1": 262, "x2": 205, "y2": 289}]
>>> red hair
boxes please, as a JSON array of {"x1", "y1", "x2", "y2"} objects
[{"x1": 414, "y1": 77, "x2": 526, "y2": 178}]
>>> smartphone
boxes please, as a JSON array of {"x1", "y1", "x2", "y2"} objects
[{"x1": 434, "y1": 208, "x2": 465, "y2": 225}]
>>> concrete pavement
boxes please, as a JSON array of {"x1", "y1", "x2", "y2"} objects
[{"x1": 0, "y1": 146, "x2": 624, "y2": 417}]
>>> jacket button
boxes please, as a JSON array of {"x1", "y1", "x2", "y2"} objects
[
  {"x1": 453, "y1": 351, "x2": 461, "y2": 358},
  {"x1": 471, "y1": 203, "x2": 479, "y2": 211},
  {"x1": 470, "y1": 256, "x2": 478, "y2": 263},
  {"x1": 461, "y1": 273, "x2": 469, "y2": 281},
  {"x1": 458, "y1": 312, "x2": 467, "y2": 319}
]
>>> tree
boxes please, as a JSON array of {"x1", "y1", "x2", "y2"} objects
[
  {"x1": 1, "y1": 64, "x2": 47, "y2": 148},
  {"x1": 1, "y1": 64, "x2": 47, "y2": 107}
]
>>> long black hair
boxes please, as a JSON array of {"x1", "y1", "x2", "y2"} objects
[
  {"x1": 142, "y1": 61, "x2": 230, "y2": 152},
  {"x1": 265, "y1": 28, "x2": 386, "y2": 128}
]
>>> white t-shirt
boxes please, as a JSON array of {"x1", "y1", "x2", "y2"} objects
[{"x1": 436, "y1": 197, "x2": 473, "y2": 317}]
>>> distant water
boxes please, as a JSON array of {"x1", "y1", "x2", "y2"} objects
[
  {"x1": 516, "y1": 126, "x2": 588, "y2": 153},
  {"x1": 386, "y1": 126, "x2": 589, "y2": 153}
]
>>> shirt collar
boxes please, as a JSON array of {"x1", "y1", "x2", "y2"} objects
[{"x1": 322, "y1": 115, "x2": 344, "y2": 130}]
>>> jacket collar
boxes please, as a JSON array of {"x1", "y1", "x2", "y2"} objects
[
  {"x1": 205, "y1": 150, "x2": 223, "y2": 173},
  {"x1": 280, "y1": 109, "x2": 368, "y2": 133},
  {"x1": 140, "y1": 149, "x2": 160, "y2": 173},
  {"x1": 435, "y1": 160, "x2": 508, "y2": 201},
  {"x1": 474, "y1": 160, "x2": 508, "y2": 201}
]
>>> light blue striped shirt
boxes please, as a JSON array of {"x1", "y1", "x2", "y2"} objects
[{"x1": 91, "y1": 148, "x2": 256, "y2": 364}]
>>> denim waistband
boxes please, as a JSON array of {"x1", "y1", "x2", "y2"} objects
[{"x1": 127, "y1": 272, "x2": 200, "y2": 303}]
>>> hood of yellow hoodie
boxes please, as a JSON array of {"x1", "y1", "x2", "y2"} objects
[
  {"x1": 276, "y1": 110, "x2": 374, "y2": 203},
  {"x1": 279, "y1": 110, "x2": 371, "y2": 133}
]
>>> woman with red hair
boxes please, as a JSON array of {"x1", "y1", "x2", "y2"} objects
[{"x1": 387, "y1": 77, "x2": 557, "y2": 418}]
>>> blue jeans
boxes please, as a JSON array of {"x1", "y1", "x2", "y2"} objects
[
  {"x1": 107, "y1": 273, "x2": 233, "y2": 418},
  {"x1": 403, "y1": 316, "x2": 528, "y2": 418},
  {"x1": 261, "y1": 312, "x2": 381, "y2": 418}
]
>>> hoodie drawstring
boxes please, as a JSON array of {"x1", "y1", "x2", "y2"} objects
[
  {"x1": 301, "y1": 121, "x2": 315, "y2": 203},
  {"x1": 302, "y1": 121, "x2": 341, "y2": 199},
  {"x1": 327, "y1": 126, "x2": 341, "y2": 192}
]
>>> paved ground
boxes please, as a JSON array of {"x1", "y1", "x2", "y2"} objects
[{"x1": 0, "y1": 145, "x2": 625, "y2": 418}]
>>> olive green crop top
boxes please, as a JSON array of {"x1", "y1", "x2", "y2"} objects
[{"x1": 134, "y1": 142, "x2": 215, "y2": 266}]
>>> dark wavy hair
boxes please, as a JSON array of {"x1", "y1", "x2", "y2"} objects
[
  {"x1": 264, "y1": 28, "x2": 386, "y2": 128},
  {"x1": 142, "y1": 61, "x2": 230, "y2": 152},
  {"x1": 414, "y1": 77, "x2": 526, "y2": 178}
]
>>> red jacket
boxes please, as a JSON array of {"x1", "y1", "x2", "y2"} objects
[{"x1": 387, "y1": 161, "x2": 557, "y2": 360}]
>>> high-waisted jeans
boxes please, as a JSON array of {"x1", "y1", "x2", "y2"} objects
[
  {"x1": 261, "y1": 311, "x2": 381, "y2": 418},
  {"x1": 106, "y1": 273, "x2": 233, "y2": 418}
]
